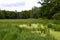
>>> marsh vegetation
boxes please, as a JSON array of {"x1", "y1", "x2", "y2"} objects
[{"x1": 0, "y1": 19, "x2": 60, "y2": 40}]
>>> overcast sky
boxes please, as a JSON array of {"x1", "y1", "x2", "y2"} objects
[{"x1": 0, "y1": 0, "x2": 41, "y2": 11}]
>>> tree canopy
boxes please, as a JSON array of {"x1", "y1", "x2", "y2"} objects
[{"x1": 0, "y1": 0, "x2": 60, "y2": 19}]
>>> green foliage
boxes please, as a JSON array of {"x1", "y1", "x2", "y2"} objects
[
  {"x1": 52, "y1": 12, "x2": 60, "y2": 20},
  {"x1": 21, "y1": 10, "x2": 30, "y2": 19},
  {"x1": 0, "y1": 0, "x2": 60, "y2": 19},
  {"x1": 0, "y1": 24, "x2": 56, "y2": 40},
  {"x1": 38, "y1": 0, "x2": 60, "y2": 19},
  {"x1": 48, "y1": 23, "x2": 60, "y2": 31},
  {"x1": 0, "y1": 19, "x2": 59, "y2": 40}
]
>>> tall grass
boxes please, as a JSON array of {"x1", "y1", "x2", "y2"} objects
[
  {"x1": 0, "y1": 23, "x2": 57, "y2": 40},
  {"x1": 0, "y1": 19, "x2": 59, "y2": 40}
]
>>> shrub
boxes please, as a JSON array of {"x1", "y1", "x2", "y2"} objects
[
  {"x1": 48, "y1": 23, "x2": 60, "y2": 31},
  {"x1": 52, "y1": 12, "x2": 60, "y2": 20}
]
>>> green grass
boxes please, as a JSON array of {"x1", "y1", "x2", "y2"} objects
[
  {"x1": 0, "y1": 19, "x2": 59, "y2": 24},
  {"x1": 50, "y1": 30, "x2": 60, "y2": 40},
  {"x1": 0, "y1": 19, "x2": 60, "y2": 40}
]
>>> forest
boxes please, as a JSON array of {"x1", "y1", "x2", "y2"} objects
[{"x1": 0, "y1": 0, "x2": 60, "y2": 19}]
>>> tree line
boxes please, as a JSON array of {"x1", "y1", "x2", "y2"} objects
[{"x1": 0, "y1": 0, "x2": 60, "y2": 19}]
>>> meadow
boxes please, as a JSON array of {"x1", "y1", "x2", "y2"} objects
[{"x1": 0, "y1": 19, "x2": 60, "y2": 40}]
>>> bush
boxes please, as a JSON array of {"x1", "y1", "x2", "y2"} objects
[
  {"x1": 48, "y1": 23, "x2": 60, "y2": 31},
  {"x1": 52, "y1": 12, "x2": 60, "y2": 20}
]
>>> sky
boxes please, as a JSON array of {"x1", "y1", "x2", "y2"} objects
[{"x1": 0, "y1": 0, "x2": 41, "y2": 12}]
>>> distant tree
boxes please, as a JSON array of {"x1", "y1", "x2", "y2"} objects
[
  {"x1": 21, "y1": 10, "x2": 30, "y2": 19},
  {"x1": 0, "y1": 10, "x2": 5, "y2": 19},
  {"x1": 31, "y1": 6, "x2": 40, "y2": 18}
]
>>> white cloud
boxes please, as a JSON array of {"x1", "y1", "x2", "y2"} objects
[{"x1": 0, "y1": 0, "x2": 41, "y2": 12}]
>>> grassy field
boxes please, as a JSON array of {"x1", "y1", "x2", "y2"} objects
[
  {"x1": 50, "y1": 30, "x2": 60, "y2": 40},
  {"x1": 0, "y1": 19, "x2": 60, "y2": 40},
  {"x1": 0, "y1": 19, "x2": 60, "y2": 24}
]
